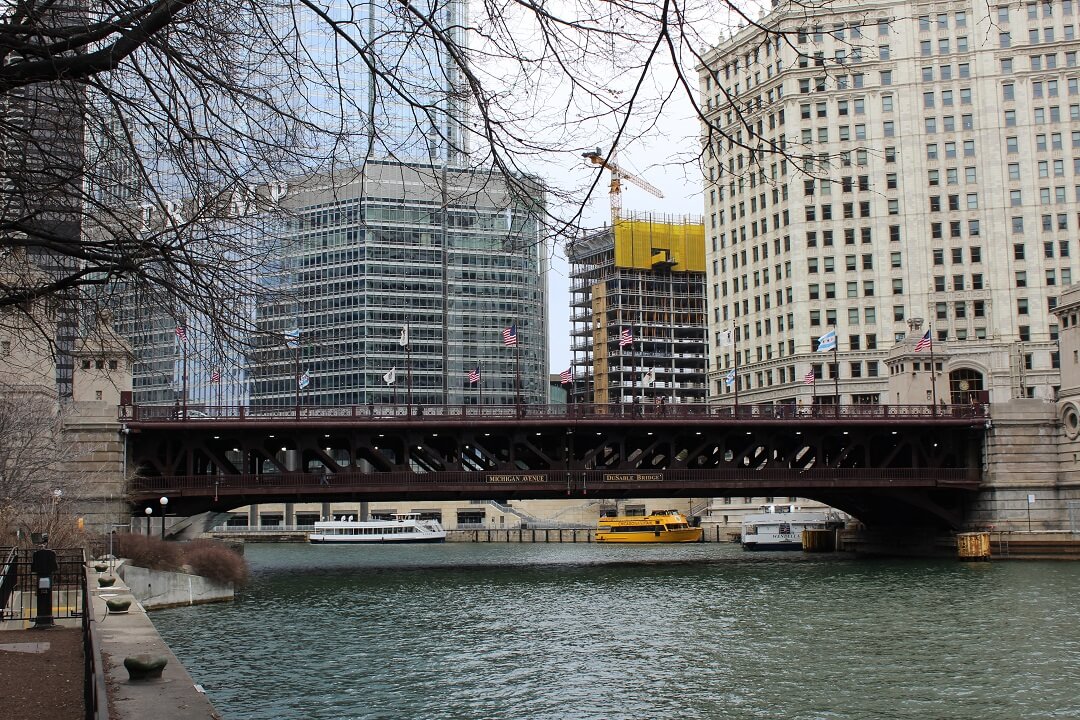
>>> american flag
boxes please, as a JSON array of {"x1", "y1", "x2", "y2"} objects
[
  {"x1": 468, "y1": 366, "x2": 481, "y2": 384},
  {"x1": 804, "y1": 370, "x2": 816, "y2": 385},
  {"x1": 502, "y1": 325, "x2": 518, "y2": 347},
  {"x1": 914, "y1": 330, "x2": 932, "y2": 352},
  {"x1": 619, "y1": 327, "x2": 633, "y2": 347},
  {"x1": 560, "y1": 367, "x2": 572, "y2": 384},
  {"x1": 211, "y1": 369, "x2": 221, "y2": 383},
  {"x1": 175, "y1": 325, "x2": 186, "y2": 341}
]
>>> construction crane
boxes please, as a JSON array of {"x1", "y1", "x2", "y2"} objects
[{"x1": 583, "y1": 148, "x2": 664, "y2": 221}]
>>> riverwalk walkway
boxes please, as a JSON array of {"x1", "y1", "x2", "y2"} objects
[{"x1": 0, "y1": 568, "x2": 220, "y2": 720}]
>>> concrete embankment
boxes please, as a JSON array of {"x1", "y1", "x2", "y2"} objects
[
  {"x1": 118, "y1": 564, "x2": 234, "y2": 609},
  {"x1": 92, "y1": 570, "x2": 220, "y2": 719}
]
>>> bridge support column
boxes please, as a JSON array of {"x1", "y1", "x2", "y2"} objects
[
  {"x1": 359, "y1": 501, "x2": 369, "y2": 522},
  {"x1": 285, "y1": 503, "x2": 295, "y2": 527},
  {"x1": 249, "y1": 504, "x2": 259, "y2": 527},
  {"x1": 321, "y1": 502, "x2": 331, "y2": 520}
]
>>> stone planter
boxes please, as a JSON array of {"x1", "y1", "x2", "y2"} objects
[
  {"x1": 123, "y1": 654, "x2": 167, "y2": 681},
  {"x1": 93, "y1": 563, "x2": 108, "y2": 573},
  {"x1": 97, "y1": 576, "x2": 116, "y2": 587}
]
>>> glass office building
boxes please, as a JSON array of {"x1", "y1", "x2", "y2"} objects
[{"x1": 249, "y1": 162, "x2": 548, "y2": 407}]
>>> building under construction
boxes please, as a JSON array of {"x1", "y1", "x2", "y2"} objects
[{"x1": 568, "y1": 212, "x2": 708, "y2": 406}]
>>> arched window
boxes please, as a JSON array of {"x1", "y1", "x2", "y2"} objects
[{"x1": 949, "y1": 368, "x2": 985, "y2": 404}]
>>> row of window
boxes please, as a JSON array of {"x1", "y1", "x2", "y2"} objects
[{"x1": 1003, "y1": 78, "x2": 1080, "y2": 100}]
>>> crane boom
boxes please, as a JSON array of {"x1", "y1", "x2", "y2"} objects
[{"x1": 583, "y1": 149, "x2": 664, "y2": 199}]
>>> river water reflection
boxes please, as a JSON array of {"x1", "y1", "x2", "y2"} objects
[{"x1": 151, "y1": 543, "x2": 1080, "y2": 719}]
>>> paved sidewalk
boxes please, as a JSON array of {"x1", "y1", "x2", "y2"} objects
[
  {"x1": 92, "y1": 575, "x2": 222, "y2": 720},
  {"x1": 0, "y1": 626, "x2": 84, "y2": 720}
]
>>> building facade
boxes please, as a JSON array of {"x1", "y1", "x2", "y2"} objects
[
  {"x1": 568, "y1": 213, "x2": 708, "y2": 406},
  {"x1": 250, "y1": 163, "x2": 549, "y2": 407},
  {"x1": 700, "y1": 0, "x2": 1074, "y2": 407}
]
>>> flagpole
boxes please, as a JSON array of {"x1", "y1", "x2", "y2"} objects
[
  {"x1": 406, "y1": 322, "x2": 412, "y2": 417},
  {"x1": 832, "y1": 324, "x2": 839, "y2": 417},
  {"x1": 929, "y1": 324, "x2": 938, "y2": 414},
  {"x1": 479, "y1": 368, "x2": 483, "y2": 408},
  {"x1": 733, "y1": 327, "x2": 739, "y2": 412},
  {"x1": 181, "y1": 332, "x2": 188, "y2": 418},
  {"x1": 294, "y1": 341, "x2": 300, "y2": 420},
  {"x1": 515, "y1": 329, "x2": 521, "y2": 416}
]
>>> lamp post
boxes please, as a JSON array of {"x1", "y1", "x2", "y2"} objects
[
  {"x1": 159, "y1": 496, "x2": 169, "y2": 539},
  {"x1": 144, "y1": 506, "x2": 152, "y2": 535}
]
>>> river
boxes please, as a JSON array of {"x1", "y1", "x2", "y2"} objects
[{"x1": 151, "y1": 543, "x2": 1080, "y2": 719}]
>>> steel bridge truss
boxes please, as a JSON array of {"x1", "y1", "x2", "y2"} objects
[{"x1": 127, "y1": 414, "x2": 985, "y2": 528}]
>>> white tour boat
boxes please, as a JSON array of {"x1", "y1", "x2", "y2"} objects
[
  {"x1": 309, "y1": 513, "x2": 446, "y2": 544},
  {"x1": 740, "y1": 504, "x2": 843, "y2": 551}
]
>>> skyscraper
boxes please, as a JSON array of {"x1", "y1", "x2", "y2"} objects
[
  {"x1": 114, "y1": 0, "x2": 552, "y2": 408},
  {"x1": 249, "y1": 162, "x2": 548, "y2": 407},
  {"x1": 700, "y1": 1, "x2": 1071, "y2": 406}
]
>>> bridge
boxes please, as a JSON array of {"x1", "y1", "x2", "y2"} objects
[{"x1": 122, "y1": 402, "x2": 990, "y2": 529}]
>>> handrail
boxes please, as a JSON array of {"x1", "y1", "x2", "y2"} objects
[
  {"x1": 131, "y1": 466, "x2": 981, "y2": 494},
  {"x1": 82, "y1": 556, "x2": 109, "y2": 720},
  {"x1": 120, "y1": 402, "x2": 991, "y2": 424},
  {"x1": 0, "y1": 546, "x2": 17, "y2": 619}
]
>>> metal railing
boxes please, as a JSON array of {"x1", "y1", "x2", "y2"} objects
[
  {"x1": 82, "y1": 562, "x2": 109, "y2": 720},
  {"x1": 1, "y1": 547, "x2": 86, "y2": 623},
  {"x1": 121, "y1": 402, "x2": 990, "y2": 423},
  {"x1": 209, "y1": 525, "x2": 313, "y2": 533},
  {"x1": 131, "y1": 466, "x2": 981, "y2": 494},
  {"x1": 0, "y1": 548, "x2": 105, "y2": 719}
]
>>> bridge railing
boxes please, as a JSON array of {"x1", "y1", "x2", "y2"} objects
[
  {"x1": 129, "y1": 466, "x2": 981, "y2": 494},
  {"x1": 120, "y1": 402, "x2": 989, "y2": 423}
]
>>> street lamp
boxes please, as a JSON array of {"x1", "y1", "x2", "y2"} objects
[
  {"x1": 159, "y1": 496, "x2": 169, "y2": 539},
  {"x1": 144, "y1": 506, "x2": 152, "y2": 535}
]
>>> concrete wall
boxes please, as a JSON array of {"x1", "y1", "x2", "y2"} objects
[
  {"x1": 118, "y1": 564, "x2": 234, "y2": 610},
  {"x1": 972, "y1": 400, "x2": 1080, "y2": 532}
]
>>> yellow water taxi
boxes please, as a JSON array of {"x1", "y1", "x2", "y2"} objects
[{"x1": 595, "y1": 510, "x2": 703, "y2": 543}]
